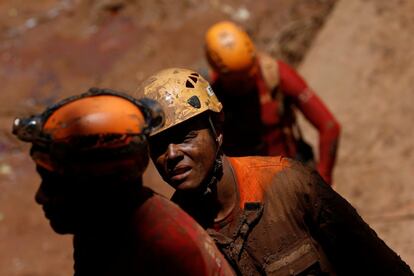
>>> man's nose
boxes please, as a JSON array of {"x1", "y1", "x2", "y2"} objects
[
  {"x1": 166, "y1": 143, "x2": 182, "y2": 159},
  {"x1": 165, "y1": 143, "x2": 184, "y2": 167}
]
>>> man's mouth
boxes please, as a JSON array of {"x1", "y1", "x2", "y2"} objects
[
  {"x1": 42, "y1": 205, "x2": 55, "y2": 220},
  {"x1": 169, "y1": 166, "x2": 191, "y2": 182}
]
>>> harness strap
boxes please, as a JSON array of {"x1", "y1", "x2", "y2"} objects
[{"x1": 207, "y1": 202, "x2": 265, "y2": 275}]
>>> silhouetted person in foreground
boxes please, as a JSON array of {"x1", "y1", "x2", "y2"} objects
[{"x1": 13, "y1": 88, "x2": 234, "y2": 276}]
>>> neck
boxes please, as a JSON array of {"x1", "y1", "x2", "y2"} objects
[
  {"x1": 173, "y1": 155, "x2": 238, "y2": 228},
  {"x1": 214, "y1": 155, "x2": 238, "y2": 223},
  {"x1": 75, "y1": 178, "x2": 145, "y2": 234},
  {"x1": 72, "y1": 182, "x2": 150, "y2": 275}
]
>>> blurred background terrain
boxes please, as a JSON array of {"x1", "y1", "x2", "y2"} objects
[{"x1": 0, "y1": 0, "x2": 413, "y2": 274}]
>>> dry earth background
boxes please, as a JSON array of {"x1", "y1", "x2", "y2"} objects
[{"x1": 0, "y1": 0, "x2": 413, "y2": 275}]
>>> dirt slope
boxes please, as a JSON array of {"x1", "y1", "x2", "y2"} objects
[{"x1": 299, "y1": 0, "x2": 414, "y2": 268}]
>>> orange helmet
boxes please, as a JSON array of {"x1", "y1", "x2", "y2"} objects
[
  {"x1": 205, "y1": 21, "x2": 256, "y2": 74},
  {"x1": 13, "y1": 88, "x2": 164, "y2": 177}
]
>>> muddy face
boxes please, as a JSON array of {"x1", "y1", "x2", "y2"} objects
[
  {"x1": 35, "y1": 166, "x2": 79, "y2": 234},
  {"x1": 34, "y1": 164, "x2": 131, "y2": 235},
  {"x1": 149, "y1": 115, "x2": 218, "y2": 192}
]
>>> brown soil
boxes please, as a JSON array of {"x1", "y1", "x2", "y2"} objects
[{"x1": 298, "y1": 0, "x2": 414, "y2": 268}]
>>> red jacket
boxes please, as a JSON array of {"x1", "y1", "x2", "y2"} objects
[
  {"x1": 211, "y1": 59, "x2": 340, "y2": 185},
  {"x1": 73, "y1": 188, "x2": 234, "y2": 276}
]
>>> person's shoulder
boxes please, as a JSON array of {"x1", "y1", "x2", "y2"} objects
[
  {"x1": 279, "y1": 157, "x2": 316, "y2": 178},
  {"x1": 269, "y1": 158, "x2": 333, "y2": 203},
  {"x1": 240, "y1": 156, "x2": 320, "y2": 193},
  {"x1": 228, "y1": 156, "x2": 321, "y2": 214},
  {"x1": 134, "y1": 187, "x2": 181, "y2": 217},
  {"x1": 228, "y1": 156, "x2": 327, "y2": 207},
  {"x1": 228, "y1": 155, "x2": 291, "y2": 170},
  {"x1": 229, "y1": 156, "x2": 315, "y2": 190},
  {"x1": 229, "y1": 155, "x2": 314, "y2": 175}
]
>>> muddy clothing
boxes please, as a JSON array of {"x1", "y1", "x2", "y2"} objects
[
  {"x1": 173, "y1": 156, "x2": 412, "y2": 275},
  {"x1": 73, "y1": 187, "x2": 234, "y2": 276},
  {"x1": 211, "y1": 59, "x2": 340, "y2": 184}
]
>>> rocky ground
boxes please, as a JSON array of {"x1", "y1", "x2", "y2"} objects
[{"x1": 1, "y1": 0, "x2": 413, "y2": 275}]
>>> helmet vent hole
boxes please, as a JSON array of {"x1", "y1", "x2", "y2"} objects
[
  {"x1": 189, "y1": 76, "x2": 198, "y2": 83},
  {"x1": 187, "y1": 96, "x2": 201, "y2": 108},
  {"x1": 190, "y1": 73, "x2": 199, "y2": 77},
  {"x1": 185, "y1": 80, "x2": 195, "y2": 88}
]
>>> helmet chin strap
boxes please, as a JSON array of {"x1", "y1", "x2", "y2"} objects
[
  {"x1": 202, "y1": 153, "x2": 223, "y2": 196},
  {"x1": 201, "y1": 115, "x2": 223, "y2": 196}
]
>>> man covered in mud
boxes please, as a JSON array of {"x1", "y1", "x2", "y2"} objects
[
  {"x1": 204, "y1": 21, "x2": 340, "y2": 186},
  {"x1": 136, "y1": 68, "x2": 413, "y2": 275},
  {"x1": 12, "y1": 88, "x2": 234, "y2": 276}
]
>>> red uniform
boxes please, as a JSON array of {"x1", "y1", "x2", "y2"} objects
[
  {"x1": 211, "y1": 59, "x2": 340, "y2": 185},
  {"x1": 73, "y1": 187, "x2": 235, "y2": 276}
]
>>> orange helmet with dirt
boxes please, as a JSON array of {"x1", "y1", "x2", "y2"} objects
[
  {"x1": 205, "y1": 21, "x2": 257, "y2": 74},
  {"x1": 13, "y1": 88, "x2": 164, "y2": 177},
  {"x1": 42, "y1": 95, "x2": 147, "y2": 141}
]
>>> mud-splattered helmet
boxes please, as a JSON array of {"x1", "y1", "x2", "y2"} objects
[{"x1": 134, "y1": 68, "x2": 222, "y2": 136}]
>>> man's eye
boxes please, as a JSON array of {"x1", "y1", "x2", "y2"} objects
[{"x1": 183, "y1": 132, "x2": 197, "y2": 142}]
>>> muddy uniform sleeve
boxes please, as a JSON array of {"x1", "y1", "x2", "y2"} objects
[
  {"x1": 278, "y1": 60, "x2": 340, "y2": 185},
  {"x1": 301, "y1": 169, "x2": 413, "y2": 275}
]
